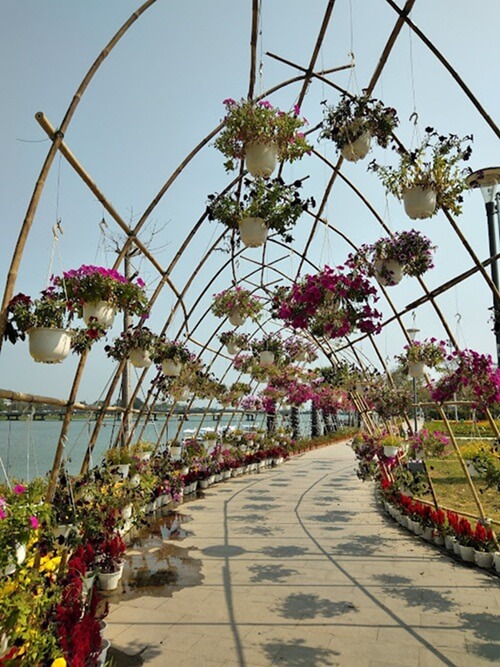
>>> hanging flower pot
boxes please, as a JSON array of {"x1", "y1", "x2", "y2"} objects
[
  {"x1": 259, "y1": 350, "x2": 275, "y2": 366},
  {"x1": 28, "y1": 327, "x2": 72, "y2": 364},
  {"x1": 162, "y1": 359, "x2": 182, "y2": 377},
  {"x1": 129, "y1": 347, "x2": 152, "y2": 368},
  {"x1": 383, "y1": 445, "x2": 400, "y2": 457},
  {"x1": 239, "y1": 217, "x2": 268, "y2": 247},
  {"x1": 226, "y1": 341, "x2": 241, "y2": 355},
  {"x1": 228, "y1": 309, "x2": 245, "y2": 327},
  {"x1": 373, "y1": 259, "x2": 404, "y2": 287},
  {"x1": 172, "y1": 387, "x2": 190, "y2": 401},
  {"x1": 82, "y1": 300, "x2": 117, "y2": 327},
  {"x1": 403, "y1": 187, "x2": 437, "y2": 220},
  {"x1": 170, "y1": 444, "x2": 182, "y2": 460},
  {"x1": 340, "y1": 131, "x2": 372, "y2": 162},
  {"x1": 408, "y1": 360, "x2": 426, "y2": 378},
  {"x1": 244, "y1": 142, "x2": 278, "y2": 177}
]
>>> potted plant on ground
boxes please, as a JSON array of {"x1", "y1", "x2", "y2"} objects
[
  {"x1": 5, "y1": 289, "x2": 73, "y2": 363},
  {"x1": 152, "y1": 338, "x2": 192, "y2": 377},
  {"x1": 218, "y1": 330, "x2": 250, "y2": 356},
  {"x1": 207, "y1": 177, "x2": 315, "y2": 247},
  {"x1": 95, "y1": 533, "x2": 127, "y2": 591},
  {"x1": 320, "y1": 91, "x2": 399, "y2": 162},
  {"x1": 214, "y1": 97, "x2": 311, "y2": 175},
  {"x1": 52, "y1": 264, "x2": 148, "y2": 326},
  {"x1": 348, "y1": 230, "x2": 435, "y2": 287},
  {"x1": 271, "y1": 265, "x2": 382, "y2": 339},
  {"x1": 396, "y1": 338, "x2": 447, "y2": 378},
  {"x1": 211, "y1": 286, "x2": 262, "y2": 327},
  {"x1": 105, "y1": 327, "x2": 159, "y2": 368},
  {"x1": 368, "y1": 128, "x2": 473, "y2": 219}
]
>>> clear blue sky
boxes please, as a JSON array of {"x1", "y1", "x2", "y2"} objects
[{"x1": 0, "y1": 0, "x2": 499, "y2": 403}]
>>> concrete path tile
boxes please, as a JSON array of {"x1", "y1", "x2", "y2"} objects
[{"x1": 105, "y1": 441, "x2": 499, "y2": 666}]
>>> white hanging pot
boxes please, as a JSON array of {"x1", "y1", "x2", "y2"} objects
[
  {"x1": 170, "y1": 445, "x2": 182, "y2": 460},
  {"x1": 225, "y1": 341, "x2": 241, "y2": 355},
  {"x1": 239, "y1": 217, "x2": 268, "y2": 247},
  {"x1": 294, "y1": 350, "x2": 309, "y2": 362},
  {"x1": 403, "y1": 186, "x2": 437, "y2": 219},
  {"x1": 244, "y1": 142, "x2": 278, "y2": 177},
  {"x1": 28, "y1": 327, "x2": 71, "y2": 364},
  {"x1": 228, "y1": 309, "x2": 245, "y2": 327},
  {"x1": 161, "y1": 359, "x2": 182, "y2": 376},
  {"x1": 373, "y1": 259, "x2": 404, "y2": 287},
  {"x1": 173, "y1": 387, "x2": 190, "y2": 401},
  {"x1": 340, "y1": 131, "x2": 372, "y2": 162},
  {"x1": 82, "y1": 301, "x2": 117, "y2": 327},
  {"x1": 129, "y1": 347, "x2": 152, "y2": 368},
  {"x1": 259, "y1": 350, "x2": 275, "y2": 366},
  {"x1": 383, "y1": 445, "x2": 399, "y2": 457},
  {"x1": 408, "y1": 361, "x2": 425, "y2": 378}
]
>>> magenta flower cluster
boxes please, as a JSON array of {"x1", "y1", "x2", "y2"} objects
[
  {"x1": 430, "y1": 348, "x2": 500, "y2": 408},
  {"x1": 273, "y1": 265, "x2": 382, "y2": 339}
]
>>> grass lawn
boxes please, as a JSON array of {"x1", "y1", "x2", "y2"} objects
[
  {"x1": 424, "y1": 419, "x2": 500, "y2": 438},
  {"x1": 427, "y1": 457, "x2": 500, "y2": 523}
]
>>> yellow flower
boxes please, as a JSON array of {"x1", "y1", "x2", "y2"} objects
[{"x1": 51, "y1": 658, "x2": 67, "y2": 667}]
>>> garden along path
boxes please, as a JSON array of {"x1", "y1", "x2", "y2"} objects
[{"x1": 104, "y1": 440, "x2": 499, "y2": 666}]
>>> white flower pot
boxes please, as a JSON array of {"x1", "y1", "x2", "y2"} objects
[
  {"x1": 239, "y1": 217, "x2": 268, "y2": 248},
  {"x1": 82, "y1": 573, "x2": 96, "y2": 595},
  {"x1": 245, "y1": 142, "x2": 278, "y2": 177},
  {"x1": 170, "y1": 445, "x2": 182, "y2": 460},
  {"x1": 259, "y1": 350, "x2": 275, "y2": 366},
  {"x1": 137, "y1": 451, "x2": 152, "y2": 462},
  {"x1": 130, "y1": 473, "x2": 141, "y2": 488},
  {"x1": 97, "y1": 638, "x2": 111, "y2": 666},
  {"x1": 228, "y1": 309, "x2": 245, "y2": 327},
  {"x1": 421, "y1": 526, "x2": 434, "y2": 541},
  {"x1": 466, "y1": 461, "x2": 480, "y2": 478},
  {"x1": 121, "y1": 504, "x2": 133, "y2": 521},
  {"x1": 28, "y1": 327, "x2": 71, "y2": 364},
  {"x1": 433, "y1": 533, "x2": 445, "y2": 546},
  {"x1": 172, "y1": 387, "x2": 190, "y2": 401},
  {"x1": 110, "y1": 463, "x2": 130, "y2": 479},
  {"x1": 373, "y1": 259, "x2": 404, "y2": 287},
  {"x1": 459, "y1": 544, "x2": 475, "y2": 563},
  {"x1": 444, "y1": 535, "x2": 455, "y2": 551},
  {"x1": 474, "y1": 550, "x2": 494, "y2": 569},
  {"x1": 383, "y1": 445, "x2": 399, "y2": 457},
  {"x1": 129, "y1": 347, "x2": 152, "y2": 368},
  {"x1": 493, "y1": 552, "x2": 500, "y2": 573},
  {"x1": 97, "y1": 569, "x2": 123, "y2": 591},
  {"x1": 52, "y1": 524, "x2": 75, "y2": 540},
  {"x1": 452, "y1": 538, "x2": 461, "y2": 555},
  {"x1": 340, "y1": 131, "x2": 372, "y2": 162},
  {"x1": 408, "y1": 361, "x2": 425, "y2": 378},
  {"x1": 403, "y1": 186, "x2": 437, "y2": 220},
  {"x1": 225, "y1": 341, "x2": 241, "y2": 355},
  {"x1": 161, "y1": 359, "x2": 182, "y2": 377},
  {"x1": 0, "y1": 632, "x2": 9, "y2": 658},
  {"x1": 82, "y1": 300, "x2": 116, "y2": 327}
]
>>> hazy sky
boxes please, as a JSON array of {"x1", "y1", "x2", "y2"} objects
[{"x1": 0, "y1": 0, "x2": 499, "y2": 403}]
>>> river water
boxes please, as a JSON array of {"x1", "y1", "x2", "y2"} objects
[{"x1": 0, "y1": 412, "x2": 277, "y2": 481}]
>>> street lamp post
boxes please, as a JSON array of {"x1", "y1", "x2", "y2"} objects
[
  {"x1": 407, "y1": 327, "x2": 420, "y2": 434},
  {"x1": 466, "y1": 167, "x2": 500, "y2": 366}
]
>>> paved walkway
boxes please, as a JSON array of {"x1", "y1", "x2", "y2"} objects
[{"x1": 105, "y1": 442, "x2": 499, "y2": 666}]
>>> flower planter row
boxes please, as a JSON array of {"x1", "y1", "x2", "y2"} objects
[{"x1": 382, "y1": 499, "x2": 500, "y2": 574}]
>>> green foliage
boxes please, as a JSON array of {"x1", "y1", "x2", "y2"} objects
[{"x1": 369, "y1": 128, "x2": 473, "y2": 216}]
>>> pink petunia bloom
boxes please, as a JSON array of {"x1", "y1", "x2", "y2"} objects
[
  {"x1": 0, "y1": 508, "x2": 6, "y2": 520},
  {"x1": 13, "y1": 484, "x2": 26, "y2": 495},
  {"x1": 30, "y1": 516, "x2": 40, "y2": 529}
]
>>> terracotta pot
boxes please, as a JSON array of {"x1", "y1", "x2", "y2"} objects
[
  {"x1": 239, "y1": 217, "x2": 268, "y2": 247},
  {"x1": 244, "y1": 142, "x2": 278, "y2": 177},
  {"x1": 82, "y1": 300, "x2": 116, "y2": 327},
  {"x1": 340, "y1": 131, "x2": 372, "y2": 162},
  {"x1": 28, "y1": 327, "x2": 71, "y2": 364},
  {"x1": 403, "y1": 186, "x2": 437, "y2": 220}
]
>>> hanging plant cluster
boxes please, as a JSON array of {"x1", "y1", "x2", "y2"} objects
[
  {"x1": 206, "y1": 177, "x2": 315, "y2": 247},
  {"x1": 211, "y1": 286, "x2": 263, "y2": 326},
  {"x1": 214, "y1": 98, "x2": 311, "y2": 175},
  {"x1": 271, "y1": 265, "x2": 382, "y2": 339},
  {"x1": 368, "y1": 128, "x2": 473, "y2": 219},
  {"x1": 320, "y1": 91, "x2": 399, "y2": 162},
  {"x1": 347, "y1": 229, "x2": 436, "y2": 287},
  {"x1": 395, "y1": 338, "x2": 447, "y2": 378}
]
